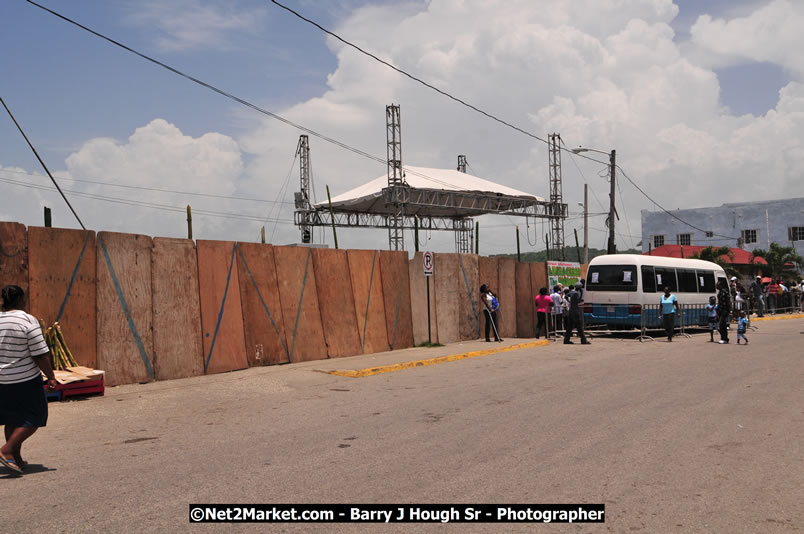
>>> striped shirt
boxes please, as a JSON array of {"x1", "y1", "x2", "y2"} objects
[{"x1": 0, "y1": 310, "x2": 49, "y2": 384}]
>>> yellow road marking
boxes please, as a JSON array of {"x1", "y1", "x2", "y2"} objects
[
  {"x1": 752, "y1": 313, "x2": 804, "y2": 322},
  {"x1": 324, "y1": 340, "x2": 551, "y2": 378}
]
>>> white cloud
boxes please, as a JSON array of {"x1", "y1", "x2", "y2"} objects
[
  {"x1": 130, "y1": 0, "x2": 266, "y2": 51},
  {"x1": 688, "y1": 0, "x2": 804, "y2": 77}
]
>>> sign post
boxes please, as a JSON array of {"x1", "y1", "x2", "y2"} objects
[{"x1": 423, "y1": 252, "x2": 434, "y2": 344}]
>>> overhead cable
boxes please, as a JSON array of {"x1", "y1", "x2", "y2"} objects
[
  {"x1": 25, "y1": 0, "x2": 469, "y2": 192},
  {"x1": 0, "y1": 96, "x2": 86, "y2": 229}
]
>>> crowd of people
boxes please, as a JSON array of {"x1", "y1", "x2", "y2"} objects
[
  {"x1": 732, "y1": 276, "x2": 804, "y2": 317},
  {"x1": 478, "y1": 274, "x2": 803, "y2": 347},
  {"x1": 480, "y1": 280, "x2": 590, "y2": 345}
]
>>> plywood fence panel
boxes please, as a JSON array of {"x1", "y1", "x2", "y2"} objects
[
  {"x1": 96, "y1": 232, "x2": 154, "y2": 386},
  {"x1": 235, "y1": 242, "x2": 289, "y2": 366},
  {"x1": 0, "y1": 222, "x2": 28, "y2": 294},
  {"x1": 497, "y1": 257, "x2": 517, "y2": 338},
  {"x1": 273, "y1": 246, "x2": 328, "y2": 363},
  {"x1": 379, "y1": 250, "x2": 414, "y2": 350},
  {"x1": 408, "y1": 251, "x2": 437, "y2": 346},
  {"x1": 457, "y1": 254, "x2": 481, "y2": 341},
  {"x1": 515, "y1": 261, "x2": 534, "y2": 338},
  {"x1": 433, "y1": 253, "x2": 459, "y2": 344},
  {"x1": 28, "y1": 227, "x2": 97, "y2": 369},
  {"x1": 196, "y1": 240, "x2": 248, "y2": 375},
  {"x1": 151, "y1": 238, "x2": 203, "y2": 380},
  {"x1": 349, "y1": 249, "x2": 389, "y2": 354},
  {"x1": 312, "y1": 248, "x2": 362, "y2": 358}
]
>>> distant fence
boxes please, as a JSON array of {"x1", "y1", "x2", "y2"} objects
[{"x1": 0, "y1": 221, "x2": 585, "y2": 386}]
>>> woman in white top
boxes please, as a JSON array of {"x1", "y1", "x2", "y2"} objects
[{"x1": 0, "y1": 285, "x2": 56, "y2": 475}]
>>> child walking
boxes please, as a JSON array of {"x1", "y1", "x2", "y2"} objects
[
  {"x1": 736, "y1": 311, "x2": 749, "y2": 345},
  {"x1": 706, "y1": 296, "x2": 717, "y2": 342}
]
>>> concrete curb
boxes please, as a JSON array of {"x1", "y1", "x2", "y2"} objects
[
  {"x1": 752, "y1": 313, "x2": 804, "y2": 322},
  {"x1": 323, "y1": 340, "x2": 551, "y2": 378}
]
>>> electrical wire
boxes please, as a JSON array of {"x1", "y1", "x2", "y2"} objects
[
  {"x1": 615, "y1": 166, "x2": 739, "y2": 240},
  {"x1": 25, "y1": 0, "x2": 477, "y2": 194},
  {"x1": 0, "y1": 167, "x2": 296, "y2": 205},
  {"x1": 0, "y1": 175, "x2": 295, "y2": 225},
  {"x1": 267, "y1": 153, "x2": 299, "y2": 243},
  {"x1": 1, "y1": 96, "x2": 86, "y2": 229}
]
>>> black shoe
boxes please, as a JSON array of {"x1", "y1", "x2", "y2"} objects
[
  {"x1": 496, "y1": 338, "x2": 503, "y2": 342},
  {"x1": 485, "y1": 339, "x2": 491, "y2": 342},
  {"x1": 564, "y1": 341, "x2": 574, "y2": 344},
  {"x1": 581, "y1": 341, "x2": 591, "y2": 345}
]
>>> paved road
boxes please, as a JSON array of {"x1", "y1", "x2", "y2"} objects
[{"x1": 4, "y1": 319, "x2": 803, "y2": 533}]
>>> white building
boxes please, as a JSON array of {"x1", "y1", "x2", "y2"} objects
[{"x1": 641, "y1": 198, "x2": 804, "y2": 256}]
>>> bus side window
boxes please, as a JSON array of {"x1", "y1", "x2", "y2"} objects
[
  {"x1": 678, "y1": 269, "x2": 698, "y2": 292},
  {"x1": 654, "y1": 267, "x2": 678, "y2": 292},
  {"x1": 697, "y1": 270, "x2": 715, "y2": 293},
  {"x1": 641, "y1": 266, "x2": 656, "y2": 293}
]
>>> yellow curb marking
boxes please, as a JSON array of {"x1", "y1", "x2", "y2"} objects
[
  {"x1": 324, "y1": 340, "x2": 551, "y2": 378},
  {"x1": 751, "y1": 314, "x2": 804, "y2": 322}
]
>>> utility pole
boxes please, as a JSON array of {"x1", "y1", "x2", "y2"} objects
[
  {"x1": 583, "y1": 183, "x2": 589, "y2": 264},
  {"x1": 608, "y1": 149, "x2": 617, "y2": 255}
]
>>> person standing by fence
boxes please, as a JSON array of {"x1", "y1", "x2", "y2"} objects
[
  {"x1": 767, "y1": 279, "x2": 779, "y2": 314},
  {"x1": 479, "y1": 284, "x2": 502, "y2": 342},
  {"x1": 717, "y1": 279, "x2": 732, "y2": 344},
  {"x1": 563, "y1": 283, "x2": 590, "y2": 345},
  {"x1": 550, "y1": 286, "x2": 564, "y2": 334},
  {"x1": 660, "y1": 286, "x2": 680, "y2": 342},
  {"x1": 534, "y1": 287, "x2": 552, "y2": 339},
  {"x1": 750, "y1": 276, "x2": 764, "y2": 317}
]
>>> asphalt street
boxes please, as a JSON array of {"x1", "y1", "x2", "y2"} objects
[{"x1": 3, "y1": 318, "x2": 803, "y2": 533}]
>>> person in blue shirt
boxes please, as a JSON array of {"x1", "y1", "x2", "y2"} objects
[
  {"x1": 706, "y1": 296, "x2": 717, "y2": 342},
  {"x1": 660, "y1": 286, "x2": 680, "y2": 342},
  {"x1": 736, "y1": 311, "x2": 749, "y2": 345}
]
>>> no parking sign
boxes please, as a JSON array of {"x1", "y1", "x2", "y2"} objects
[{"x1": 423, "y1": 251, "x2": 434, "y2": 277}]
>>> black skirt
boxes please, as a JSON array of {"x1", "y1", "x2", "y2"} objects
[{"x1": 0, "y1": 377, "x2": 48, "y2": 428}]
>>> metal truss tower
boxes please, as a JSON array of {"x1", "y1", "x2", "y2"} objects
[
  {"x1": 386, "y1": 104, "x2": 405, "y2": 251},
  {"x1": 293, "y1": 135, "x2": 313, "y2": 243},
  {"x1": 548, "y1": 133, "x2": 565, "y2": 259},
  {"x1": 454, "y1": 155, "x2": 473, "y2": 253},
  {"x1": 457, "y1": 155, "x2": 467, "y2": 173}
]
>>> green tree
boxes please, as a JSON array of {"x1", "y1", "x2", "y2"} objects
[
  {"x1": 690, "y1": 246, "x2": 739, "y2": 278},
  {"x1": 750, "y1": 243, "x2": 804, "y2": 280}
]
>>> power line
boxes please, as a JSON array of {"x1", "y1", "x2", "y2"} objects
[
  {"x1": 0, "y1": 175, "x2": 295, "y2": 225},
  {"x1": 25, "y1": 0, "x2": 474, "y2": 193},
  {"x1": 0, "y1": 96, "x2": 86, "y2": 229},
  {"x1": 0, "y1": 167, "x2": 297, "y2": 205},
  {"x1": 615, "y1": 166, "x2": 739, "y2": 240}
]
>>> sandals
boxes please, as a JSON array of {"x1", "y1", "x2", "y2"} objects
[{"x1": 0, "y1": 455, "x2": 23, "y2": 475}]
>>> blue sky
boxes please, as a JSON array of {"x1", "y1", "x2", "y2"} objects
[{"x1": 1, "y1": 0, "x2": 802, "y2": 252}]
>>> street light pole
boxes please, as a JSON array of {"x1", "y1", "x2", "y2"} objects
[
  {"x1": 571, "y1": 145, "x2": 617, "y2": 255},
  {"x1": 608, "y1": 149, "x2": 616, "y2": 255}
]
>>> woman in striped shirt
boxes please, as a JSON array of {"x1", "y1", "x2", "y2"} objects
[{"x1": 0, "y1": 285, "x2": 56, "y2": 475}]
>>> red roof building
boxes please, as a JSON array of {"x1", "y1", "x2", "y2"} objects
[{"x1": 643, "y1": 245, "x2": 767, "y2": 265}]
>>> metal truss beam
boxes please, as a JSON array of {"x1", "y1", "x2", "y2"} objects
[
  {"x1": 381, "y1": 186, "x2": 567, "y2": 219},
  {"x1": 294, "y1": 210, "x2": 475, "y2": 231}
]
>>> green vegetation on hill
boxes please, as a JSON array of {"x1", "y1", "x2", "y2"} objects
[{"x1": 493, "y1": 247, "x2": 641, "y2": 263}]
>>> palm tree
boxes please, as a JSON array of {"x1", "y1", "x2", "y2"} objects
[
  {"x1": 691, "y1": 246, "x2": 739, "y2": 278},
  {"x1": 751, "y1": 243, "x2": 804, "y2": 280}
]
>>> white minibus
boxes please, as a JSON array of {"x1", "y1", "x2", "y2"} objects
[{"x1": 583, "y1": 254, "x2": 727, "y2": 328}]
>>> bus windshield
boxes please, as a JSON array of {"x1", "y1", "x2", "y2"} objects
[{"x1": 587, "y1": 264, "x2": 638, "y2": 292}]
